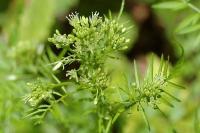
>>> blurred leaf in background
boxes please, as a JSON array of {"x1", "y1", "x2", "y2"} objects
[{"x1": 0, "y1": 0, "x2": 80, "y2": 132}]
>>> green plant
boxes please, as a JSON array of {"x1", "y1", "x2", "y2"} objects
[
  {"x1": 24, "y1": 4, "x2": 184, "y2": 132},
  {"x1": 153, "y1": 0, "x2": 200, "y2": 132}
]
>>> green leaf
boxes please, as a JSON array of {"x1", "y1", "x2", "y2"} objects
[
  {"x1": 140, "y1": 104, "x2": 151, "y2": 131},
  {"x1": 38, "y1": 105, "x2": 50, "y2": 109},
  {"x1": 161, "y1": 89, "x2": 181, "y2": 102},
  {"x1": 19, "y1": 0, "x2": 55, "y2": 42},
  {"x1": 153, "y1": 1, "x2": 187, "y2": 11},
  {"x1": 134, "y1": 60, "x2": 140, "y2": 88},
  {"x1": 167, "y1": 81, "x2": 186, "y2": 89},
  {"x1": 52, "y1": 91, "x2": 63, "y2": 97},
  {"x1": 177, "y1": 24, "x2": 200, "y2": 34},
  {"x1": 176, "y1": 14, "x2": 200, "y2": 33},
  {"x1": 146, "y1": 54, "x2": 154, "y2": 82},
  {"x1": 161, "y1": 97, "x2": 174, "y2": 108},
  {"x1": 158, "y1": 54, "x2": 164, "y2": 76},
  {"x1": 25, "y1": 109, "x2": 46, "y2": 118},
  {"x1": 163, "y1": 56, "x2": 169, "y2": 77}
]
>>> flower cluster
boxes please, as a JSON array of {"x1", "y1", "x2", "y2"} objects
[
  {"x1": 122, "y1": 56, "x2": 181, "y2": 112},
  {"x1": 24, "y1": 80, "x2": 53, "y2": 107},
  {"x1": 48, "y1": 12, "x2": 131, "y2": 131},
  {"x1": 48, "y1": 12, "x2": 129, "y2": 95}
]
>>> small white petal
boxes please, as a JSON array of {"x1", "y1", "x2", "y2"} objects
[{"x1": 53, "y1": 62, "x2": 62, "y2": 71}]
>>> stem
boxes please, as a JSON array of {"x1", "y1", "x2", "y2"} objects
[
  {"x1": 98, "y1": 116, "x2": 103, "y2": 133},
  {"x1": 51, "y1": 74, "x2": 67, "y2": 93},
  {"x1": 112, "y1": 110, "x2": 124, "y2": 124},
  {"x1": 105, "y1": 118, "x2": 112, "y2": 133},
  {"x1": 104, "y1": 102, "x2": 137, "y2": 133},
  {"x1": 50, "y1": 82, "x2": 71, "y2": 89}
]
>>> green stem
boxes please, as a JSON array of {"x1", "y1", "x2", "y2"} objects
[
  {"x1": 98, "y1": 116, "x2": 103, "y2": 133},
  {"x1": 50, "y1": 82, "x2": 71, "y2": 89},
  {"x1": 51, "y1": 74, "x2": 67, "y2": 93},
  {"x1": 105, "y1": 118, "x2": 113, "y2": 133},
  {"x1": 104, "y1": 102, "x2": 137, "y2": 133}
]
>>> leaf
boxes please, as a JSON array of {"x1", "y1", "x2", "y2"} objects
[
  {"x1": 30, "y1": 115, "x2": 43, "y2": 120},
  {"x1": 161, "y1": 89, "x2": 181, "y2": 102},
  {"x1": 146, "y1": 54, "x2": 154, "y2": 82},
  {"x1": 38, "y1": 104, "x2": 50, "y2": 109},
  {"x1": 25, "y1": 109, "x2": 46, "y2": 118},
  {"x1": 176, "y1": 13, "x2": 200, "y2": 33},
  {"x1": 161, "y1": 97, "x2": 174, "y2": 108},
  {"x1": 153, "y1": 1, "x2": 187, "y2": 11},
  {"x1": 163, "y1": 56, "x2": 169, "y2": 77},
  {"x1": 167, "y1": 81, "x2": 186, "y2": 89},
  {"x1": 134, "y1": 60, "x2": 140, "y2": 88},
  {"x1": 18, "y1": 0, "x2": 55, "y2": 42},
  {"x1": 177, "y1": 24, "x2": 200, "y2": 34},
  {"x1": 194, "y1": 33, "x2": 200, "y2": 46},
  {"x1": 156, "y1": 105, "x2": 177, "y2": 132},
  {"x1": 140, "y1": 104, "x2": 151, "y2": 131},
  {"x1": 158, "y1": 54, "x2": 164, "y2": 76},
  {"x1": 52, "y1": 91, "x2": 63, "y2": 97}
]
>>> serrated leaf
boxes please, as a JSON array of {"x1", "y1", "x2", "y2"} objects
[
  {"x1": 153, "y1": 1, "x2": 187, "y2": 11},
  {"x1": 176, "y1": 14, "x2": 200, "y2": 33}
]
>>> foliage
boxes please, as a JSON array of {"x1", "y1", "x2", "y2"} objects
[
  {"x1": 23, "y1": 8, "x2": 184, "y2": 132},
  {"x1": 2, "y1": 0, "x2": 200, "y2": 132},
  {"x1": 154, "y1": 0, "x2": 200, "y2": 132}
]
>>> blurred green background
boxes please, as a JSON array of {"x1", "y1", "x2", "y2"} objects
[{"x1": 0, "y1": 0, "x2": 200, "y2": 133}]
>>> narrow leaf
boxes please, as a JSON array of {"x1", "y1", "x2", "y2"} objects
[
  {"x1": 177, "y1": 24, "x2": 200, "y2": 34},
  {"x1": 147, "y1": 54, "x2": 154, "y2": 82},
  {"x1": 153, "y1": 1, "x2": 187, "y2": 11},
  {"x1": 167, "y1": 81, "x2": 186, "y2": 89},
  {"x1": 52, "y1": 91, "x2": 63, "y2": 97},
  {"x1": 140, "y1": 104, "x2": 151, "y2": 131},
  {"x1": 38, "y1": 105, "x2": 50, "y2": 109},
  {"x1": 25, "y1": 109, "x2": 46, "y2": 118},
  {"x1": 161, "y1": 97, "x2": 174, "y2": 108},
  {"x1": 156, "y1": 105, "x2": 177, "y2": 132},
  {"x1": 163, "y1": 56, "x2": 169, "y2": 77},
  {"x1": 158, "y1": 54, "x2": 164, "y2": 76},
  {"x1": 176, "y1": 13, "x2": 200, "y2": 33},
  {"x1": 161, "y1": 89, "x2": 181, "y2": 102},
  {"x1": 119, "y1": 87, "x2": 130, "y2": 96},
  {"x1": 134, "y1": 60, "x2": 140, "y2": 88}
]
